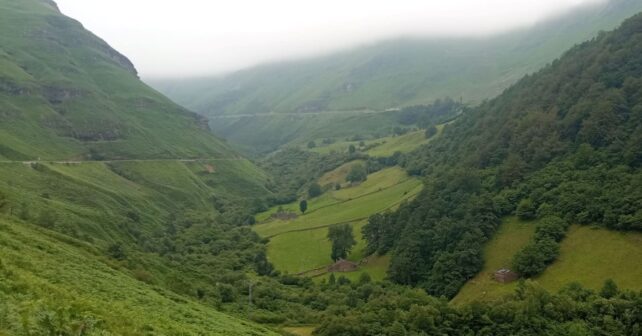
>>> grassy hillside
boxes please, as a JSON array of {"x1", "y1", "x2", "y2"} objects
[
  {"x1": 0, "y1": 0, "x2": 235, "y2": 160},
  {"x1": 253, "y1": 166, "x2": 420, "y2": 278},
  {"x1": 453, "y1": 221, "x2": 642, "y2": 304},
  {"x1": 0, "y1": 216, "x2": 278, "y2": 335},
  {"x1": 0, "y1": 1, "x2": 281, "y2": 332}
]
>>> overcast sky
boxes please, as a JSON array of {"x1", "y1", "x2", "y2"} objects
[{"x1": 55, "y1": 0, "x2": 602, "y2": 78}]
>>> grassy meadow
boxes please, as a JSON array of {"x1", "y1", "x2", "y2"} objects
[
  {"x1": 453, "y1": 219, "x2": 642, "y2": 304},
  {"x1": 253, "y1": 166, "x2": 421, "y2": 277}
]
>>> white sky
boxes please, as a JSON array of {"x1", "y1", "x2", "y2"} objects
[{"x1": 54, "y1": 0, "x2": 601, "y2": 78}]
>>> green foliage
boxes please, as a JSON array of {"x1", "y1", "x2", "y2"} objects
[
  {"x1": 327, "y1": 224, "x2": 357, "y2": 261},
  {"x1": 314, "y1": 281, "x2": 642, "y2": 336},
  {"x1": 516, "y1": 198, "x2": 536, "y2": 220},
  {"x1": 346, "y1": 164, "x2": 367, "y2": 183},
  {"x1": 307, "y1": 141, "x2": 316, "y2": 149},
  {"x1": 348, "y1": 144, "x2": 356, "y2": 154},
  {"x1": 600, "y1": 279, "x2": 619, "y2": 299},
  {"x1": 299, "y1": 200, "x2": 308, "y2": 214},
  {"x1": 261, "y1": 148, "x2": 353, "y2": 203},
  {"x1": 368, "y1": 12, "x2": 642, "y2": 297},
  {"x1": 106, "y1": 243, "x2": 126, "y2": 260},
  {"x1": 425, "y1": 125, "x2": 438, "y2": 139},
  {"x1": 308, "y1": 183, "x2": 322, "y2": 198}
]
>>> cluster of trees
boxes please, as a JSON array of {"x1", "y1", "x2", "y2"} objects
[
  {"x1": 362, "y1": 169, "x2": 499, "y2": 297},
  {"x1": 260, "y1": 148, "x2": 358, "y2": 204},
  {"x1": 346, "y1": 164, "x2": 368, "y2": 183},
  {"x1": 315, "y1": 280, "x2": 642, "y2": 336},
  {"x1": 364, "y1": 13, "x2": 642, "y2": 297},
  {"x1": 397, "y1": 97, "x2": 462, "y2": 128},
  {"x1": 327, "y1": 224, "x2": 356, "y2": 261},
  {"x1": 512, "y1": 216, "x2": 569, "y2": 277}
]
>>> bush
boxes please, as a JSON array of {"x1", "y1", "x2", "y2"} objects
[
  {"x1": 516, "y1": 198, "x2": 536, "y2": 220},
  {"x1": 107, "y1": 243, "x2": 127, "y2": 260},
  {"x1": 308, "y1": 183, "x2": 322, "y2": 198},
  {"x1": 346, "y1": 164, "x2": 367, "y2": 183}
]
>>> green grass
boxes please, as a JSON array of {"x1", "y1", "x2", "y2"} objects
[
  {"x1": 0, "y1": 217, "x2": 277, "y2": 335},
  {"x1": 453, "y1": 220, "x2": 642, "y2": 305},
  {"x1": 317, "y1": 160, "x2": 364, "y2": 187},
  {"x1": 254, "y1": 169, "x2": 422, "y2": 238},
  {"x1": 536, "y1": 225, "x2": 642, "y2": 292},
  {"x1": 364, "y1": 131, "x2": 428, "y2": 157},
  {"x1": 309, "y1": 127, "x2": 442, "y2": 158},
  {"x1": 0, "y1": 0, "x2": 236, "y2": 161},
  {"x1": 452, "y1": 217, "x2": 536, "y2": 305},
  {"x1": 254, "y1": 166, "x2": 420, "y2": 277},
  {"x1": 283, "y1": 326, "x2": 315, "y2": 336}
]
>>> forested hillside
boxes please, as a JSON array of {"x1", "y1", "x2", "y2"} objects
[{"x1": 363, "y1": 10, "x2": 642, "y2": 298}]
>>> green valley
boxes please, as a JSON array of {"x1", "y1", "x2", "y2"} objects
[
  {"x1": 151, "y1": 0, "x2": 642, "y2": 155},
  {"x1": 1, "y1": 0, "x2": 642, "y2": 335}
]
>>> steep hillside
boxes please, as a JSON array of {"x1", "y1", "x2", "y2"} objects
[
  {"x1": 0, "y1": 1, "x2": 278, "y2": 333},
  {"x1": 0, "y1": 217, "x2": 277, "y2": 335},
  {"x1": 0, "y1": 0, "x2": 234, "y2": 160},
  {"x1": 362, "y1": 11, "x2": 642, "y2": 298}
]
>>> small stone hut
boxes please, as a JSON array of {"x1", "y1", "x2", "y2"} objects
[
  {"x1": 327, "y1": 259, "x2": 359, "y2": 272},
  {"x1": 494, "y1": 268, "x2": 519, "y2": 283}
]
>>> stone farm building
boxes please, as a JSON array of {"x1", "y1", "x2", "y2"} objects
[
  {"x1": 494, "y1": 269, "x2": 519, "y2": 283},
  {"x1": 327, "y1": 259, "x2": 359, "y2": 272}
]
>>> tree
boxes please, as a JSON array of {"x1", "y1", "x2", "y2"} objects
[
  {"x1": 327, "y1": 224, "x2": 357, "y2": 261},
  {"x1": 308, "y1": 183, "x2": 322, "y2": 198},
  {"x1": 425, "y1": 125, "x2": 438, "y2": 139},
  {"x1": 516, "y1": 198, "x2": 536, "y2": 220},
  {"x1": 346, "y1": 164, "x2": 367, "y2": 183},
  {"x1": 307, "y1": 141, "x2": 316, "y2": 149},
  {"x1": 107, "y1": 243, "x2": 127, "y2": 260},
  {"x1": 299, "y1": 200, "x2": 308, "y2": 214},
  {"x1": 600, "y1": 279, "x2": 618, "y2": 299},
  {"x1": 348, "y1": 144, "x2": 356, "y2": 154}
]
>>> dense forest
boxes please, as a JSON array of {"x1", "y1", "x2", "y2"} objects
[{"x1": 363, "y1": 12, "x2": 642, "y2": 298}]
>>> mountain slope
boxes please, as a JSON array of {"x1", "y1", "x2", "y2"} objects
[
  {"x1": 152, "y1": 0, "x2": 642, "y2": 117},
  {"x1": 363, "y1": 11, "x2": 642, "y2": 298},
  {"x1": 0, "y1": 0, "x2": 234, "y2": 160},
  {"x1": 0, "y1": 217, "x2": 277, "y2": 335},
  {"x1": 0, "y1": 1, "x2": 279, "y2": 333}
]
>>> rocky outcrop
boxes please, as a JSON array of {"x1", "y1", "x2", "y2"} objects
[{"x1": 42, "y1": 86, "x2": 85, "y2": 104}]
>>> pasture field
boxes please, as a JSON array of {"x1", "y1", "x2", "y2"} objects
[
  {"x1": 253, "y1": 166, "x2": 421, "y2": 277},
  {"x1": 308, "y1": 128, "x2": 442, "y2": 157},
  {"x1": 453, "y1": 220, "x2": 642, "y2": 304},
  {"x1": 452, "y1": 217, "x2": 537, "y2": 304}
]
